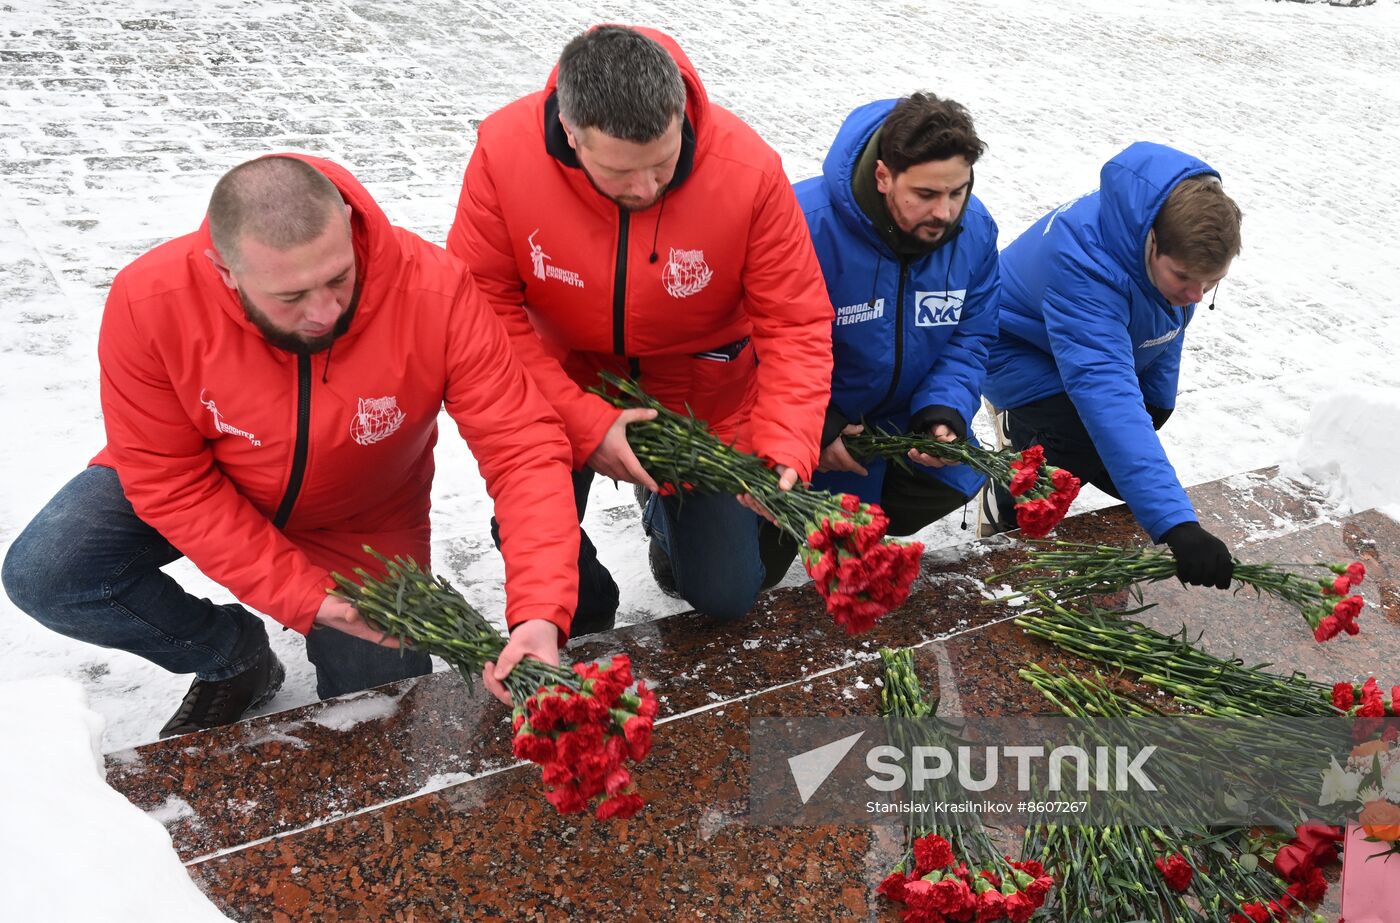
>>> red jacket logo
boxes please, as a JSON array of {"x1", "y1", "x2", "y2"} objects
[
  {"x1": 527, "y1": 228, "x2": 584, "y2": 289},
  {"x1": 350, "y1": 396, "x2": 406, "y2": 446},
  {"x1": 662, "y1": 247, "x2": 713, "y2": 298},
  {"x1": 200, "y1": 389, "x2": 261, "y2": 447}
]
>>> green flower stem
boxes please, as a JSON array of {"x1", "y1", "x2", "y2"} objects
[
  {"x1": 592, "y1": 373, "x2": 863, "y2": 544},
  {"x1": 331, "y1": 548, "x2": 579, "y2": 698}
]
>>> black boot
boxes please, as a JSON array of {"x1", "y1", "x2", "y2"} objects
[
  {"x1": 647, "y1": 538, "x2": 683, "y2": 599},
  {"x1": 159, "y1": 646, "x2": 285, "y2": 739}
]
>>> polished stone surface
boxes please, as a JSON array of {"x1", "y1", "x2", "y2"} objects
[{"x1": 103, "y1": 470, "x2": 1385, "y2": 919}]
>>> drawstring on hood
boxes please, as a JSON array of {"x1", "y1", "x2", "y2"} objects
[
  {"x1": 867, "y1": 252, "x2": 883, "y2": 308},
  {"x1": 648, "y1": 190, "x2": 668, "y2": 263},
  {"x1": 321, "y1": 341, "x2": 333, "y2": 383}
]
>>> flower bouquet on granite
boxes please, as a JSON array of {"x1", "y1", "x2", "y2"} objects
[
  {"x1": 1022, "y1": 666, "x2": 1339, "y2": 921},
  {"x1": 331, "y1": 549, "x2": 657, "y2": 820},
  {"x1": 996, "y1": 541, "x2": 1368, "y2": 643},
  {"x1": 593, "y1": 373, "x2": 922, "y2": 634},
  {"x1": 877, "y1": 648, "x2": 1056, "y2": 922},
  {"x1": 1322, "y1": 679, "x2": 1400, "y2": 860},
  {"x1": 845, "y1": 431, "x2": 1081, "y2": 538}
]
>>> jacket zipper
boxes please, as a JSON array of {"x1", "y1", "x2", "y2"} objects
[
  {"x1": 875, "y1": 259, "x2": 910, "y2": 411},
  {"x1": 612, "y1": 207, "x2": 630, "y2": 356},
  {"x1": 272, "y1": 353, "x2": 312, "y2": 529}
]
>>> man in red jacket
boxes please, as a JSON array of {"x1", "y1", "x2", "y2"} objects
[
  {"x1": 448, "y1": 26, "x2": 833, "y2": 630},
  {"x1": 2, "y1": 155, "x2": 580, "y2": 737}
]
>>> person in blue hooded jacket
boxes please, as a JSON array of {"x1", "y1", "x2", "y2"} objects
[
  {"x1": 756, "y1": 92, "x2": 1000, "y2": 582},
  {"x1": 982, "y1": 142, "x2": 1242, "y2": 589}
]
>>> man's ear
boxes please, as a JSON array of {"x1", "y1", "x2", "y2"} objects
[
  {"x1": 875, "y1": 159, "x2": 893, "y2": 195},
  {"x1": 560, "y1": 116, "x2": 580, "y2": 152},
  {"x1": 204, "y1": 248, "x2": 237, "y2": 289}
]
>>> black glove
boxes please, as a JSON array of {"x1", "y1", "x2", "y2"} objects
[
  {"x1": 1162, "y1": 522, "x2": 1234, "y2": 589},
  {"x1": 909, "y1": 404, "x2": 968, "y2": 441}
]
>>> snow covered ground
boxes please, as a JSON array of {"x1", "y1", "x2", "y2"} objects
[{"x1": 2, "y1": 0, "x2": 1399, "y2": 761}]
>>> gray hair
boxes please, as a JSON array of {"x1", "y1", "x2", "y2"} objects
[
  {"x1": 207, "y1": 156, "x2": 346, "y2": 269},
  {"x1": 555, "y1": 26, "x2": 686, "y2": 143}
]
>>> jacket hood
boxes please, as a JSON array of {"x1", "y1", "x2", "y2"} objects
[
  {"x1": 821, "y1": 98, "x2": 969, "y2": 256},
  {"x1": 544, "y1": 25, "x2": 712, "y2": 157},
  {"x1": 195, "y1": 153, "x2": 401, "y2": 348},
  {"x1": 1097, "y1": 142, "x2": 1217, "y2": 298}
]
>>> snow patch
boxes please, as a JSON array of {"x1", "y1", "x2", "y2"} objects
[
  {"x1": 1293, "y1": 388, "x2": 1400, "y2": 514},
  {"x1": 0, "y1": 677, "x2": 231, "y2": 921},
  {"x1": 146, "y1": 795, "x2": 196, "y2": 827},
  {"x1": 307, "y1": 691, "x2": 401, "y2": 731}
]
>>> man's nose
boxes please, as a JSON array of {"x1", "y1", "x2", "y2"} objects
[
  {"x1": 306, "y1": 290, "x2": 342, "y2": 324},
  {"x1": 628, "y1": 174, "x2": 660, "y2": 201},
  {"x1": 1184, "y1": 282, "x2": 1205, "y2": 303}
]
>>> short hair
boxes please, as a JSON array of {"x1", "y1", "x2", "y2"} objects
[
  {"x1": 207, "y1": 156, "x2": 345, "y2": 269},
  {"x1": 555, "y1": 25, "x2": 687, "y2": 143},
  {"x1": 1153, "y1": 175, "x2": 1243, "y2": 273},
  {"x1": 879, "y1": 92, "x2": 986, "y2": 175}
]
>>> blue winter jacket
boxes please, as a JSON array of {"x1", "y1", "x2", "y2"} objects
[
  {"x1": 794, "y1": 99, "x2": 1001, "y2": 501},
  {"x1": 982, "y1": 142, "x2": 1216, "y2": 541}
]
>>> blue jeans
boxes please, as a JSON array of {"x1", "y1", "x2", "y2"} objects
[
  {"x1": 641, "y1": 482, "x2": 765, "y2": 622},
  {"x1": 2, "y1": 466, "x2": 431, "y2": 698}
]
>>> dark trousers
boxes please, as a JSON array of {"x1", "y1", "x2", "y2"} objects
[
  {"x1": 2, "y1": 465, "x2": 433, "y2": 700},
  {"x1": 757, "y1": 462, "x2": 971, "y2": 588},
  {"x1": 491, "y1": 468, "x2": 619, "y2": 637},
  {"x1": 1004, "y1": 392, "x2": 1122, "y2": 499}
]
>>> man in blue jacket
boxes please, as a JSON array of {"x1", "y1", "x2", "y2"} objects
[
  {"x1": 758, "y1": 92, "x2": 1000, "y2": 581},
  {"x1": 982, "y1": 142, "x2": 1242, "y2": 588}
]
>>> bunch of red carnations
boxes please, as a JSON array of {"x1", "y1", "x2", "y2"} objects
[
  {"x1": 801, "y1": 493, "x2": 923, "y2": 633},
  {"x1": 511, "y1": 654, "x2": 657, "y2": 819},
  {"x1": 844, "y1": 433, "x2": 1080, "y2": 538},
  {"x1": 332, "y1": 550, "x2": 656, "y2": 820},
  {"x1": 595, "y1": 374, "x2": 923, "y2": 634},
  {"x1": 877, "y1": 833, "x2": 1054, "y2": 923},
  {"x1": 999, "y1": 544, "x2": 1369, "y2": 644}
]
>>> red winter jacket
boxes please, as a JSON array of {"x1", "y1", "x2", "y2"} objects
[
  {"x1": 92, "y1": 155, "x2": 579, "y2": 637},
  {"x1": 447, "y1": 27, "x2": 833, "y2": 479}
]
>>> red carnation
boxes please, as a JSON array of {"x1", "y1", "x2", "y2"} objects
[
  {"x1": 912, "y1": 833, "x2": 955, "y2": 874},
  {"x1": 1286, "y1": 866, "x2": 1328, "y2": 902},
  {"x1": 974, "y1": 888, "x2": 1005, "y2": 921},
  {"x1": 928, "y1": 876, "x2": 975, "y2": 914},
  {"x1": 1358, "y1": 677, "x2": 1387, "y2": 718},
  {"x1": 1332, "y1": 682, "x2": 1356, "y2": 711},
  {"x1": 1347, "y1": 561, "x2": 1366, "y2": 585},
  {"x1": 594, "y1": 792, "x2": 644, "y2": 820},
  {"x1": 1154, "y1": 853, "x2": 1194, "y2": 892},
  {"x1": 1004, "y1": 890, "x2": 1036, "y2": 923},
  {"x1": 512, "y1": 729, "x2": 556, "y2": 764},
  {"x1": 544, "y1": 782, "x2": 588, "y2": 814},
  {"x1": 877, "y1": 871, "x2": 909, "y2": 903},
  {"x1": 1314, "y1": 615, "x2": 1341, "y2": 642}
]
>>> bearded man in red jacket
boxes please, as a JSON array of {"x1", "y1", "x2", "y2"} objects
[
  {"x1": 2, "y1": 155, "x2": 581, "y2": 738},
  {"x1": 448, "y1": 25, "x2": 833, "y2": 631}
]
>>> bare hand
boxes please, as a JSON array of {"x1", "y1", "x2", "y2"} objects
[
  {"x1": 314, "y1": 595, "x2": 401, "y2": 648},
  {"x1": 816, "y1": 423, "x2": 869, "y2": 476},
  {"x1": 738, "y1": 464, "x2": 798, "y2": 525},
  {"x1": 587, "y1": 408, "x2": 660, "y2": 490},
  {"x1": 908, "y1": 423, "x2": 958, "y2": 469},
  {"x1": 483, "y1": 619, "x2": 562, "y2": 706}
]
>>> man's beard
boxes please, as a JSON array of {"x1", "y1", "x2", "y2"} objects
[
  {"x1": 240, "y1": 286, "x2": 359, "y2": 355},
  {"x1": 887, "y1": 191, "x2": 948, "y2": 244},
  {"x1": 580, "y1": 164, "x2": 663, "y2": 212}
]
